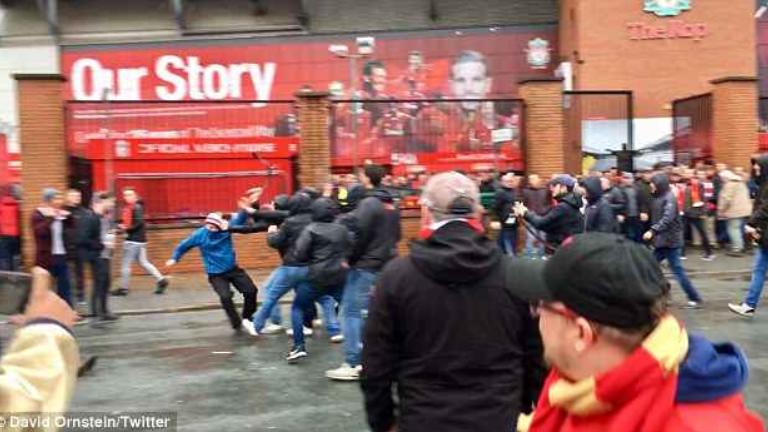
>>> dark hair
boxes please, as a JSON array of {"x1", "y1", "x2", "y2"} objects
[
  {"x1": 364, "y1": 164, "x2": 386, "y2": 187},
  {"x1": 451, "y1": 50, "x2": 488, "y2": 78},
  {"x1": 363, "y1": 60, "x2": 386, "y2": 77}
]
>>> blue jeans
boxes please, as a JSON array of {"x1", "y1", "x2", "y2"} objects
[
  {"x1": 525, "y1": 229, "x2": 545, "y2": 258},
  {"x1": 745, "y1": 247, "x2": 768, "y2": 308},
  {"x1": 291, "y1": 284, "x2": 343, "y2": 348},
  {"x1": 251, "y1": 266, "x2": 308, "y2": 332},
  {"x1": 50, "y1": 255, "x2": 72, "y2": 306},
  {"x1": 341, "y1": 268, "x2": 378, "y2": 367},
  {"x1": 654, "y1": 247, "x2": 702, "y2": 302},
  {"x1": 498, "y1": 228, "x2": 518, "y2": 256}
]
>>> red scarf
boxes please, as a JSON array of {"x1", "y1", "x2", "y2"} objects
[
  {"x1": 418, "y1": 218, "x2": 485, "y2": 239},
  {"x1": 527, "y1": 316, "x2": 688, "y2": 432}
]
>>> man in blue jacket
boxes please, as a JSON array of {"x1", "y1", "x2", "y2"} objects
[{"x1": 165, "y1": 212, "x2": 258, "y2": 335}]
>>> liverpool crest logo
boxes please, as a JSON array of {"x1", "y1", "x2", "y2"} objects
[
  {"x1": 526, "y1": 38, "x2": 551, "y2": 70},
  {"x1": 644, "y1": 0, "x2": 691, "y2": 17}
]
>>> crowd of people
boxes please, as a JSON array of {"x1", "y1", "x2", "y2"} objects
[{"x1": 4, "y1": 157, "x2": 768, "y2": 431}]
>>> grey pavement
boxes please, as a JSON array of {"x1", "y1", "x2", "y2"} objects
[
  {"x1": 57, "y1": 258, "x2": 768, "y2": 431},
  {"x1": 105, "y1": 248, "x2": 757, "y2": 315}
]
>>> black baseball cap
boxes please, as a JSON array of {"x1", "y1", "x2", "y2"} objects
[{"x1": 508, "y1": 233, "x2": 667, "y2": 329}]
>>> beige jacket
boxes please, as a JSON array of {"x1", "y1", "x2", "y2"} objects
[
  {"x1": 718, "y1": 171, "x2": 753, "y2": 219},
  {"x1": 0, "y1": 323, "x2": 79, "y2": 431}
]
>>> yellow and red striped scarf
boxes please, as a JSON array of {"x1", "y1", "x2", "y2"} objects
[{"x1": 519, "y1": 315, "x2": 689, "y2": 432}]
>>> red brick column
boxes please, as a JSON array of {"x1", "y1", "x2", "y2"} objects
[
  {"x1": 295, "y1": 90, "x2": 331, "y2": 189},
  {"x1": 518, "y1": 78, "x2": 570, "y2": 176},
  {"x1": 710, "y1": 77, "x2": 758, "y2": 171},
  {"x1": 14, "y1": 74, "x2": 67, "y2": 269}
]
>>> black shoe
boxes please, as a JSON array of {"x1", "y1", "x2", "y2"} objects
[
  {"x1": 154, "y1": 278, "x2": 169, "y2": 295},
  {"x1": 77, "y1": 356, "x2": 99, "y2": 377},
  {"x1": 111, "y1": 288, "x2": 128, "y2": 297},
  {"x1": 99, "y1": 313, "x2": 120, "y2": 322}
]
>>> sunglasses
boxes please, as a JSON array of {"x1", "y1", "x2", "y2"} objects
[{"x1": 533, "y1": 301, "x2": 579, "y2": 320}]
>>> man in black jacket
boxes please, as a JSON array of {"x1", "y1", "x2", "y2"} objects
[
  {"x1": 583, "y1": 176, "x2": 618, "y2": 233},
  {"x1": 327, "y1": 164, "x2": 402, "y2": 381},
  {"x1": 729, "y1": 155, "x2": 768, "y2": 317},
  {"x1": 64, "y1": 189, "x2": 87, "y2": 307},
  {"x1": 494, "y1": 173, "x2": 521, "y2": 255},
  {"x1": 361, "y1": 171, "x2": 545, "y2": 432},
  {"x1": 285, "y1": 198, "x2": 353, "y2": 362},
  {"x1": 249, "y1": 192, "x2": 315, "y2": 334},
  {"x1": 515, "y1": 175, "x2": 584, "y2": 251},
  {"x1": 643, "y1": 173, "x2": 703, "y2": 308},
  {"x1": 78, "y1": 192, "x2": 118, "y2": 321}
]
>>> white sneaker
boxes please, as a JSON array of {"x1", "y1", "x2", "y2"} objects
[
  {"x1": 286, "y1": 346, "x2": 308, "y2": 363},
  {"x1": 241, "y1": 319, "x2": 259, "y2": 337},
  {"x1": 261, "y1": 323, "x2": 285, "y2": 335},
  {"x1": 683, "y1": 301, "x2": 702, "y2": 310},
  {"x1": 286, "y1": 326, "x2": 314, "y2": 337},
  {"x1": 330, "y1": 334, "x2": 345, "y2": 343},
  {"x1": 325, "y1": 363, "x2": 363, "y2": 381},
  {"x1": 728, "y1": 303, "x2": 756, "y2": 318},
  {"x1": 312, "y1": 319, "x2": 323, "y2": 327}
]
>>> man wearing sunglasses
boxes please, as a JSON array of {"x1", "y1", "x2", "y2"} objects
[{"x1": 511, "y1": 233, "x2": 763, "y2": 432}]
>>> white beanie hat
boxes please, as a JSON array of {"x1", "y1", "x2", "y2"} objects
[{"x1": 205, "y1": 213, "x2": 228, "y2": 231}]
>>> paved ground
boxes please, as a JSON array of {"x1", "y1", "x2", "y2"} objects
[
  {"x1": 3, "y1": 251, "x2": 768, "y2": 431},
  {"x1": 105, "y1": 250, "x2": 757, "y2": 315}
]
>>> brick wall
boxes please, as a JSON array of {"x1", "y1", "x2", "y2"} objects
[
  {"x1": 295, "y1": 91, "x2": 331, "y2": 190},
  {"x1": 114, "y1": 213, "x2": 422, "y2": 276},
  {"x1": 711, "y1": 77, "x2": 759, "y2": 171},
  {"x1": 15, "y1": 75, "x2": 67, "y2": 268},
  {"x1": 563, "y1": 0, "x2": 755, "y2": 118},
  {"x1": 519, "y1": 78, "x2": 570, "y2": 177}
]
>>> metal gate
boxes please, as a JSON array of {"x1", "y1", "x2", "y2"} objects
[
  {"x1": 564, "y1": 91, "x2": 634, "y2": 174},
  {"x1": 672, "y1": 93, "x2": 713, "y2": 165},
  {"x1": 64, "y1": 100, "x2": 296, "y2": 221}
]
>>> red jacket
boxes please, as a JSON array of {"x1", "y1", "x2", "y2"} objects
[{"x1": 0, "y1": 196, "x2": 19, "y2": 237}]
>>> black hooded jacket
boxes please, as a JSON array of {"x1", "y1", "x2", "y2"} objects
[
  {"x1": 583, "y1": 177, "x2": 618, "y2": 234},
  {"x1": 523, "y1": 191, "x2": 584, "y2": 247},
  {"x1": 291, "y1": 198, "x2": 353, "y2": 289},
  {"x1": 749, "y1": 156, "x2": 768, "y2": 249},
  {"x1": 361, "y1": 221, "x2": 545, "y2": 432},
  {"x1": 349, "y1": 188, "x2": 401, "y2": 272},
  {"x1": 650, "y1": 173, "x2": 684, "y2": 249},
  {"x1": 266, "y1": 192, "x2": 313, "y2": 266}
]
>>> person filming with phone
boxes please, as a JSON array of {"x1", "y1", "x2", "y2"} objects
[{"x1": 0, "y1": 267, "x2": 79, "y2": 417}]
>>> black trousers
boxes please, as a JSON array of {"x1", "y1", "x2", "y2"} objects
[
  {"x1": 683, "y1": 216, "x2": 712, "y2": 256},
  {"x1": 80, "y1": 252, "x2": 111, "y2": 317},
  {"x1": 68, "y1": 256, "x2": 86, "y2": 303},
  {"x1": 208, "y1": 267, "x2": 258, "y2": 329}
]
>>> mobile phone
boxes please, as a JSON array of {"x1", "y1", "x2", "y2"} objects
[{"x1": 0, "y1": 271, "x2": 33, "y2": 315}]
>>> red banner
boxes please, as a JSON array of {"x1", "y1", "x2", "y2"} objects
[
  {"x1": 63, "y1": 27, "x2": 555, "y2": 172},
  {"x1": 84, "y1": 137, "x2": 298, "y2": 160}
]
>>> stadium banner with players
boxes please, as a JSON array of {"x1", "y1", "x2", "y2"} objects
[{"x1": 62, "y1": 25, "x2": 556, "y2": 172}]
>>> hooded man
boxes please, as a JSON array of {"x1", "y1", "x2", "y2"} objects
[
  {"x1": 511, "y1": 233, "x2": 763, "y2": 432},
  {"x1": 515, "y1": 175, "x2": 584, "y2": 251},
  {"x1": 249, "y1": 192, "x2": 315, "y2": 335},
  {"x1": 583, "y1": 176, "x2": 618, "y2": 234},
  {"x1": 362, "y1": 171, "x2": 545, "y2": 432},
  {"x1": 729, "y1": 155, "x2": 768, "y2": 317},
  {"x1": 285, "y1": 198, "x2": 353, "y2": 362},
  {"x1": 327, "y1": 164, "x2": 402, "y2": 381},
  {"x1": 166, "y1": 212, "x2": 259, "y2": 335},
  {"x1": 643, "y1": 174, "x2": 703, "y2": 308}
]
